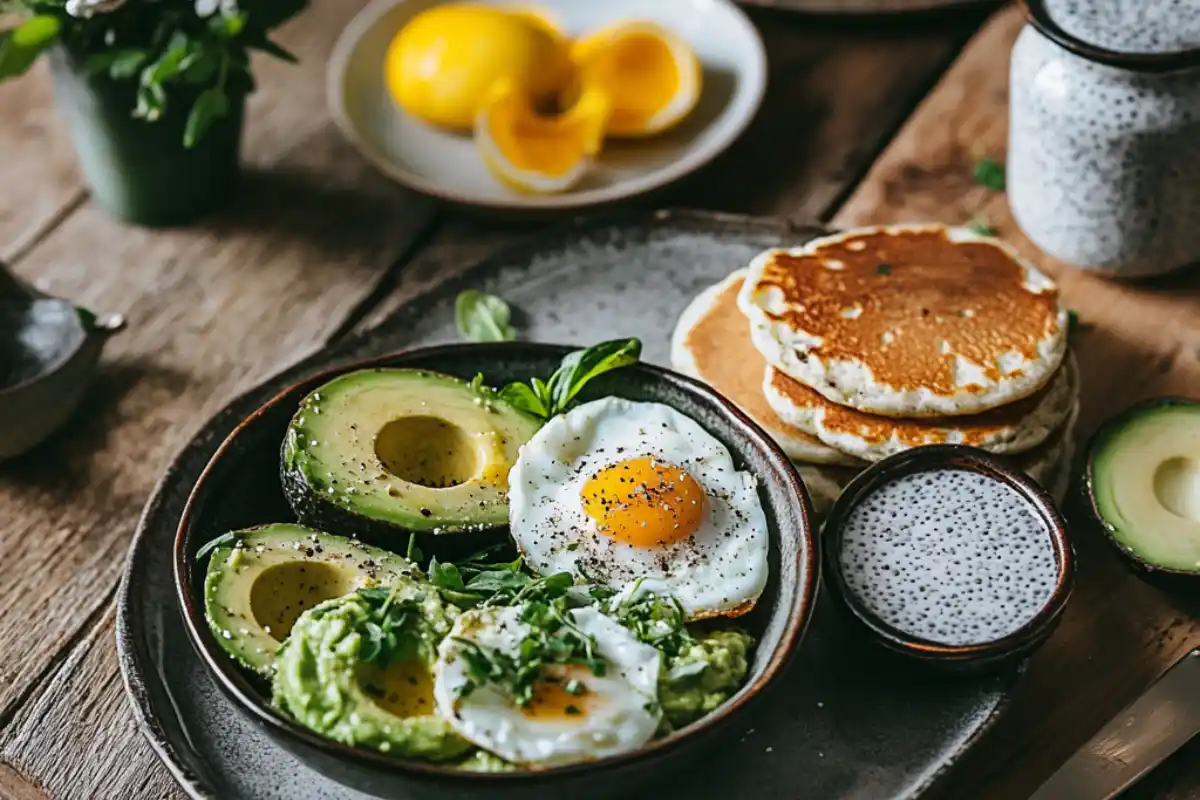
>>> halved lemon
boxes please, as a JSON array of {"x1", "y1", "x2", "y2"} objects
[
  {"x1": 475, "y1": 79, "x2": 611, "y2": 194},
  {"x1": 569, "y1": 21, "x2": 702, "y2": 138},
  {"x1": 385, "y1": 4, "x2": 572, "y2": 131}
]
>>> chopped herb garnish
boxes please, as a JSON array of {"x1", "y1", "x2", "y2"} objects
[
  {"x1": 565, "y1": 678, "x2": 585, "y2": 695},
  {"x1": 405, "y1": 532, "x2": 424, "y2": 564},
  {"x1": 565, "y1": 705, "x2": 581, "y2": 715},
  {"x1": 972, "y1": 157, "x2": 1006, "y2": 191},
  {"x1": 1067, "y1": 309, "x2": 1080, "y2": 337},
  {"x1": 605, "y1": 581, "x2": 694, "y2": 660},
  {"x1": 876, "y1": 263, "x2": 892, "y2": 276},
  {"x1": 355, "y1": 587, "x2": 429, "y2": 666}
]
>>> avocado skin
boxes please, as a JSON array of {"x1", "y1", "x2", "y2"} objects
[
  {"x1": 1083, "y1": 396, "x2": 1200, "y2": 592},
  {"x1": 280, "y1": 458, "x2": 506, "y2": 559},
  {"x1": 279, "y1": 368, "x2": 541, "y2": 558}
]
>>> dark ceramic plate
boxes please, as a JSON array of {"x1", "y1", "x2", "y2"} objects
[
  {"x1": 117, "y1": 209, "x2": 1023, "y2": 800},
  {"x1": 175, "y1": 343, "x2": 818, "y2": 799}
]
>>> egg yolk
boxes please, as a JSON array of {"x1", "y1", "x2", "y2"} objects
[
  {"x1": 521, "y1": 665, "x2": 594, "y2": 720},
  {"x1": 580, "y1": 456, "x2": 706, "y2": 547}
]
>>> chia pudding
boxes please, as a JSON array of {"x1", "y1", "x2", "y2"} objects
[{"x1": 838, "y1": 468, "x2": 1059, "y2": 647}]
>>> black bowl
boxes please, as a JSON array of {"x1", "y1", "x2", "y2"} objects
[
  {"x1": 174, "y1": 342, "x2": 818, "y2": 800},
  {"x1": 822, "y1": 445, "x2": 1074, "y2": 671}
]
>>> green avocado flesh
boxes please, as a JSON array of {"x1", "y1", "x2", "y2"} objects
[
  {"x1": 272, "y1": 591, "x2": 472, "y2": 761},
  {"x1": 282, "y1": 369, "x2": 541, "y2": 537},
  {"x1": 1090, "y1": 401, "x2": 1200, "y2": 573},
  {"x1": 203, "y1": 523, "x2": 420, "y2": 675}
]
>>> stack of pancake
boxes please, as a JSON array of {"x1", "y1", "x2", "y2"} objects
[{"x1": 671, "y1": 225, "x2": 1078, "y2": 518}]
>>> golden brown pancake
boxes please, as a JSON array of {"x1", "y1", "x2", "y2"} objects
[
  {"x1": 670, "y1": 271, "x2": 862, "y2": 466},
  {"x1": 763, "y1": 355, "x2": 1077, "y2": 462},
  {"x1": 738, "y1": 225, "x2": 1069, "y2": 418}
]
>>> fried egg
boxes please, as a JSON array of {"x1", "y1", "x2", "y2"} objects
[
  {"x1": 433, "y1": 606, "x2": 661, "y2": 767},
  {"x1": 508, "y1": 397, "x2": 770, "y2": 619}
]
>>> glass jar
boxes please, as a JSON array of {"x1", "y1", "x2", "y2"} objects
[{"x1": 1008, "y1": 0, "x2": 1200, "y2": 279}]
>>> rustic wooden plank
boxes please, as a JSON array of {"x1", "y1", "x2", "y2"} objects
[
  {"x1": 0, "y1": 0, "x2": 432, "y2": 756},
  {"x1": 0, "y1": 609, "x2": 181, "y2": 800},
  {"x1": 834, "y1": 6, "x2": 1200, "y2": 799},
  {"x1": 668, "y1": 7, "x2": 981, "y2": 222},
  {"x1": 0, "y1": 761, "x2": 53, "y2": 800},
  {"x1": 0, "y1": 60, "x2": 86, "y2": 262}
]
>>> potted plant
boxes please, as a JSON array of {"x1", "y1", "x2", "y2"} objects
[{"x1": 0, "y1": 0, "x2": 307, "y2": 226}]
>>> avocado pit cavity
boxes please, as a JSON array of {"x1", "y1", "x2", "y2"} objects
[
  {"x1": 1153, "y1": 456, "x2": 1200, "y2": 522},
  {"x1": 374, "y1": 415, "x2": 481, "y2": 489},
  {"x1": 250, "y1": 560, "x2": 353, "y2": 641}
]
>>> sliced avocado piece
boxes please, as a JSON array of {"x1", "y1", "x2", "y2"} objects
[
  {"x1": 281, "y1": 369, "x2": 540, "y2": 546},
  {"x1": 203, "y1": 523, "x2": 421, "y2": 675},
  {"x1": 1087, "y1": 398, "x2": 1200, "y2": 576}
]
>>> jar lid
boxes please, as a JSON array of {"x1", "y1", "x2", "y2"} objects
[{"x1": 1024, "y1": 0, "x2": 1200, "y2": 72}]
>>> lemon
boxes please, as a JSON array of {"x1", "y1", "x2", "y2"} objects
[
  {"x1": 385, "y1": 4, "x2": 572, "y2": 131},
  {"x1": 570, "y1": 21, "x2": 702, "y2": 138},
  {"x1": 475, "y1": 78, "x2": 611, "y2": 194}
]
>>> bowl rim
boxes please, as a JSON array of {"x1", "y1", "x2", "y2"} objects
[
  {"x1": 324, "y1": 0, "x2": 768, "y2": 213},
  {"x1": 821, "y1": 444, "x2": 1075, "y2": 663},
  {"x1": 173, "y1": 340, "x2": 818, "y2": 784}
]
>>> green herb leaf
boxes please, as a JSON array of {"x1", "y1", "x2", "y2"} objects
[
  {"x1": 1067, "y1": 309, "x2": 1080, "y2": 337},
  {"x1": 564, "y1": 678, "x2": 585, "y2": 695},
  {"x1": 179, "y1": 49, "x2": 220, "y2": 85},
  {"x1": 134, "y1": 81, "x2": 167, "y2": 122},
  {"x1": 405, "y1": 533, "x2": 424, "y2": 564},
  {"x1": 143, "y1": 40, "x2": 189, "y2": 87},
  {"x1": 876, "y1": 263, "x2": 892, "y2": 276},
  {"x1": 456, "y1": 290, "x2": 516, "y2": 343},
  {"x1": 195, "y1": 532, "x2": 239, "y2": 561},
  {"x1": 549, "y1": 338, "x2": 641, "y2": 412},
  {"x1": 109, "y1": 49, "x2": 150, "y2": 79},
  {"x1": 966, "y1": 215, "x2": 998, "y2": 237},
  {"x1": 428, "y1": 558, "x2": 467, "y2": 592},
  {"x1": 210, "y1": 11, "x2": 247, "y2": 39},
  {"x1": 0, "y1": 16, "x2": 60, "y2": 80},
  {"x1": 184, "y1": 87, "x2": 229, "y2": 149},
  {"x1": 972, "y1": 157, "x2": 1006, "y2": 191},
  {"x1": 465, "y1": 569, "x2": 530, "y2": 594},
  {"x1": 497, "y1": 382, "x2": 549, "y2": 419}
]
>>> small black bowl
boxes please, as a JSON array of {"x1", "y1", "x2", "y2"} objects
[
  {"x1": 822, "y1": 445, "x2": 1074, "y2": 670},
  {"x1": 174, "y1": 342, "x2": 818, "y2": 800}
]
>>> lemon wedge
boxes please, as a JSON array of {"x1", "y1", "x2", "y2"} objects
[
  {"x1": 569, "y1": 21, "x2": 702, "y2": 138},
  {"x1": 385, "y1": 4, "x2": 572, "y2": 131},
  {"x1": 475, "y1": 79, "x2": 611, "y2": 194}
]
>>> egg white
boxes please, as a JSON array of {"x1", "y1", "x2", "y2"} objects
[
  {"x1": 508, "y1": 397, "x2": 770, "y2": 619},
  {"x1": 433, "y1": 606, "x2": 661, "y2": 767}
]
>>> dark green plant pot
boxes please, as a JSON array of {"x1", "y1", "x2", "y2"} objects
[{"x1": 48, "y1": 48, "x2": 244, "y2": 227}]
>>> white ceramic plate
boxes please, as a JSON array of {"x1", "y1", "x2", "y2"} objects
[{"x1": 327, "y1": 0, "x2": 767, "y2": 213}]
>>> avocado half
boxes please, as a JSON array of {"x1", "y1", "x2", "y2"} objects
[
  {"x1": 203, "y1": 523, "x2": 421, "y2": 675},
  {"x1": 281, "y1": 368, "x2": 541, "y2": 551},
  {"x1": 1085, "y1": 397, "x2": 1200, "y2": 583}
]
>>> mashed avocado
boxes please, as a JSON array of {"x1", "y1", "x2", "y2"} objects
[
  {"x1": 454, "y1": 749, "x2": 516, "y2": 772},
  {"x1": 658, "y1": 628, "x2": 754, "y2": 730},
  {"x1": 272, "y1": 589, "x2": 472, "y2": 760}
]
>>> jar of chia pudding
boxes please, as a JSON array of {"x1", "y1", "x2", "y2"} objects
[{"x1": 1008, "y1": 0, "x2": 1200, "y2": 279}]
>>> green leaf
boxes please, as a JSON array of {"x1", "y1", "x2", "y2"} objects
[
  {"x1": 966, "y1": 215, "x2": 998, "y2": 237},
  {"x1": 12, "y1": 15, "x2": 60, "y2": 49},
  {"x1": 134, "y1": 81, "x2": 166, "y2": 121},
  {"x1": 249, "y1": 36, "x2": 298, "y2": 63},
  {"x1": 179, "y1": 49, "x2": 220, "y2": 85},
  {"x1": 195, "y1": 532, "x2": 239, "y2": 561},
  {"x1": 548, "y1": 338, "x2": 641, "y2": 413},
  {"x1": 210, "y1": 11, "x2": 247, "y2": 38},
  {"x1": 184, "y1": 87, "x2": 229, "y2": 148},
  {"x1": 0, "y1": 16, "x2": 60, "y2": 80},
  {"x1": 456, "y1": 290, "x2": 515, "y2": 343},
  {"x1": 1067, "y1": 309, "x2": 1080, "y2": 337},
  {"x1": 972, "y1": 157, "x2": 1006, "y2": 191},
  {"x1": 102, "y1": 48, "x2": 148, "y2": 79},
  {"x1": 405, "y1": 533, "x2": 424, "y2": 564},
  {"x1": 428, "y1": 558, "x2": 467, "y2": 592},
  {"x1": 143, "y1": 43, "x2": 189, "y2": 87},
  {"x1": 497, "y1": 382, "x2": 549, "y2": 419}
]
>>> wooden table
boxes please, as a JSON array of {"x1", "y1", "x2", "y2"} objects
[{"x1": 1, "y1": 2, "x2": 1197, "y2": 797}]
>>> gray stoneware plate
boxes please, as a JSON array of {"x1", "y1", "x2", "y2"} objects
[{"x1": 117, "y1": 209, "x2": 1023, "y2": 800}]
